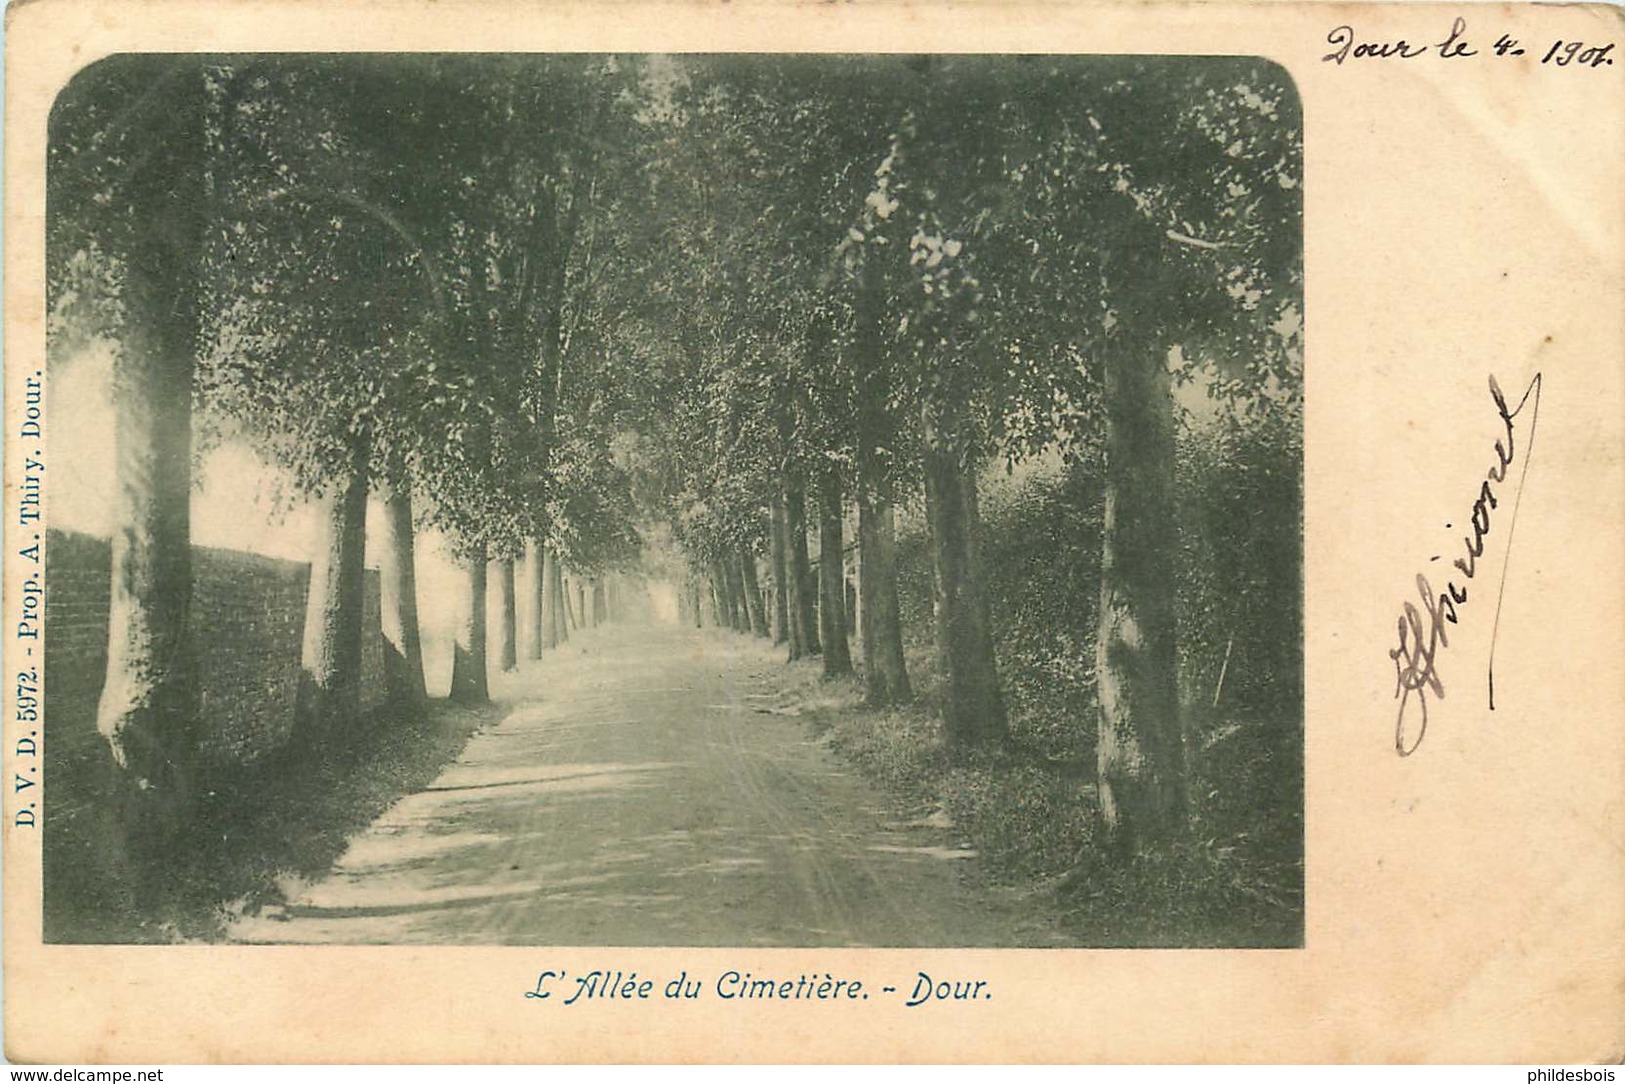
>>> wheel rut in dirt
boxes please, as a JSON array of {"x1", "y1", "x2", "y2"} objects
[{"x1": 231, "y1": 623, "x2": 1068, "y2": 947}]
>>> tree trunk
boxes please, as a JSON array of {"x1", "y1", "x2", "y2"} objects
[
  {"x1": 857, "y1": 491, "x2": 913, "y2": 706},
  {"x1": 592, "y1": 580, "x2": 607, "y2": 625},
  {"x1": 849, "y1": 250, "x2": 913, "y2": 706},
  {"x1": 299, "y1": 439, "x2": 370, "y2": 738},
  {"x1": 852, "y1": 544, "x2": 863, "y2": 642},
  {"x1": 731, "y1": 565, "x2": 747, "y2": 630},
  {"x1": 727, "y1": 561, "x2": 743, "y2": 630},
  {"x1": 769, "y1": 493, "x2": 791, "y2": 645},
  {"x1": 551, "y1": 556, "x2": 570, "y2": 643},
  {"x1": 1095, "y1": 336, "x2": 1186, "y2": 852},
  {"x1": 725, "y1": 557, "x2": 751, "y2": 633},
  {"x1": 719, "y1": 562, "x2": 737, "y2": 630},
  {"x1": 845, "y1": 573, "x2": 858, "y2": 637},
  {"x1": 778, "y1": 493, "x2": 805, "y2": 659},
  {"x1": 705, "y1": 572, "x2": 723, "y2": 627},
  {"x1": 449, "y1": 543, "x2": 489, "y2": 703},
  {"x1": 786, "y1": 483, "x2": 821, "y2": 655},
  {"x1": 922, "y1": 403, "x2": 1006, "y2": 751},
  {"x1": 740, "y1": 551, "x2": 760, "y2": 634},
  {"x1": 378, "y1": 476, "x2": 426, "y2": 711},
  {"x1": 496, "y1": 557, "x2": 518, "y2": 672},
  {"x1": 526, "y1": 540, "x2": 547, "y2": 659},
  {"x1": 818, "y1": 474, "x2": 853, "y2": 677},
  {"x1": 739, "y1": 548, "x2": 770, "y2": 638},
  {"x1": 537, "y1": 545, "x2": 559, "y2": 651},
  {"x1": 711, "y1": 562, "x2": 736, "y2": 630},
  {"x1": 94, "y1": 59, "x2": 206, "y2": 838}
]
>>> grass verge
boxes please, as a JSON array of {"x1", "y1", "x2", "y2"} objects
[
  {"x1": 779, "y1": 647, "x2": 1302, "y2": 948},
  {"x1": 43, "y1": 697, "x2": 496, "y2": 943}
]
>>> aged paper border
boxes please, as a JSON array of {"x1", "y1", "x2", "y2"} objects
[{"x1": 5, "y1": 0, "x2": 1624, "y2": 1064}]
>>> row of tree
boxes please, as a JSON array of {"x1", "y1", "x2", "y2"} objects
[
  {"x1": 620, "y1": 56, "x2": 1301, "y2": 853},
  {"x1": 48, "y1": 56, "x2": 646, "y2": 841},
  {"x1": 48, "y1": 53, "x2": 1300, "y2": 859}
]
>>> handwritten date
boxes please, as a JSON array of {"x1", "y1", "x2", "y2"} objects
[{"x1": 1325, "y1": 19, "x2": 1614, "y2": 68}]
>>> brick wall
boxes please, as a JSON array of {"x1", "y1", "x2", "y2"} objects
[
  {"x1": 42, "y1": 532, "x2": 114, "y2": 772},
  {"x1": 44, "y1": 529, "x2": 388, "y2": 775}
]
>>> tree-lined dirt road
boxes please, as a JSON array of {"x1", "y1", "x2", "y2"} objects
[{"x1": 231, "y1": 624, "x2": 1069, "y2": 946}]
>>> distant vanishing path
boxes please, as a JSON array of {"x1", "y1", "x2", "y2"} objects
[{"x1": 231, "y1": 623, "x2": 1068, "y2": 946}]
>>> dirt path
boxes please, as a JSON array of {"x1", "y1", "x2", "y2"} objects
[{"x1": 231, "y1": 623, "x2": 1069, "y2": 946}]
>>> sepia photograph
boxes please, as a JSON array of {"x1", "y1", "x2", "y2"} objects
[{"x1": 41, "y1": 52, "x2": 1302, "y2": 949}]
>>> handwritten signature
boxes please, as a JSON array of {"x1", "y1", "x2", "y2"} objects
[{"x1": 1390, "y1": 372, "x2": 1542, "y2": 757}]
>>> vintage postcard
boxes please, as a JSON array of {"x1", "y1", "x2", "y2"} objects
[{"x1": 3, "y1": 0, "x2": 1621, "y2": 1065}]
